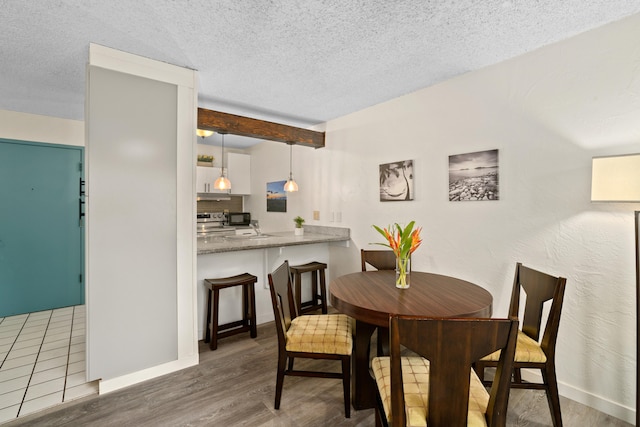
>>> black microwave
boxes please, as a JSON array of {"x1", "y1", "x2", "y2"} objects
[{"x1": 227, "y1": 212, "x2": 251, "y2": 226}]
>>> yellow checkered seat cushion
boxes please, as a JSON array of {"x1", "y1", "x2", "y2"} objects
[
  {"x1": 480, "y1": 330, "x2": 547, "y2": 363},
  {"x1": 372, "y1": 356, "x2": 490, "y2": 427},
  {"x1": 286, "y1": 314, "x2": 353, "y2": 355}
]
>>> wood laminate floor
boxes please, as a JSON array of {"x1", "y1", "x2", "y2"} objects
[{"x1": 2, "y1": 316, "x2": 631, "y2": 427}]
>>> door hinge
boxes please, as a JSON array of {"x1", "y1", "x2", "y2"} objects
[
  {"x1": 79, "y1": 274, "x2": 83, "y2": 283},
  {"x1": 78, "y1": 162, "x2": 83, "y2": 172}
]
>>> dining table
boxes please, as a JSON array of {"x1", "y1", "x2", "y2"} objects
[{"x1": 329, "y1": 270, "x2": 493, "y2": 410}]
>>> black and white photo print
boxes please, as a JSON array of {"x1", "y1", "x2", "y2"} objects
[
  {"x1": 379, "y1": 160, "x2": 414, "y2": 201},
  {"x1": 449, "y1": 149, "x2": 499, "y2": 201}
]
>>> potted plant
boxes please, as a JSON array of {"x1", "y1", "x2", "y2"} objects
[
  {"x1": 197, "y1": 154, "x2": 214, "y2": 166},
  {"x1": 294, "y1": 216, "x2": 305, "y2": 236}
]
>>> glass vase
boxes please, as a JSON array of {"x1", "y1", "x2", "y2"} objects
[{"x1": 395, "y1": 256, "x2": 411, "y2": 289}]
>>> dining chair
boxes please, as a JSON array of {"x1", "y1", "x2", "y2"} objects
[
  {"x1": 360, "y1": 249, "x2": 398, "y2": 355},
  {"x1": 361, "y1": 249, "x2": 397, "y2": 271},
  {"x1": 372, "y1": 315, "x2": 519, "y2": 427},
  {"x1": 267, "y1": 260, "x2": 353, "y2": 418},
  {"x1": 474, "y1": 262, "x2": 567, "y2": 427}
]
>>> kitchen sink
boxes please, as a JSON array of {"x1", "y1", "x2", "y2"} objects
[{"x1": 226, "y1": 234, "x2": 272, "y2": 240}]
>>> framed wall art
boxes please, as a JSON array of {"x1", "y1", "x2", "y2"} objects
[
  {"x1": 379, "y1": 160, "x2": 414, "y2": 201},
  {"x1": 448, "y1": 149, "x2": 499, "y2": 201},
  {"x1": 267, "y1": 180, "x2": 287, "y2": 212}
]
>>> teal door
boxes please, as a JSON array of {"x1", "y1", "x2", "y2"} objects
[{"x1": 0, "y1": 139, "x2": 84, "y2": 317}]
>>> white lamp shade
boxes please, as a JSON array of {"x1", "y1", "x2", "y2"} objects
[
  {"x1": 214, "y1": 173, "x2": 231, "y2": 190},
  {"x1": 591, "y1": 153, "x2": 640, "y2": 202},
  {"x1": 284, "y1": 179, "x2": 298, "y2": 192},
  {"x1": 196, "y1": 129, "x2": 214, "y2": 138}
]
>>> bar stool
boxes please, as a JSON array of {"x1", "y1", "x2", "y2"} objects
[
  {"x1": 204, "y1": 273, "x2": 258, "y2": 350},
  {"x1": 289, "y1": 261, "x2": 328, "y2": 315}
]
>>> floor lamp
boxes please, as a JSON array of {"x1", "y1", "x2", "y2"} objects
[
  {"x1": 591, "y1": 153, "x2": 640, "y2": 425},
  {"x1": 637, "y1": 209, "x2": 640, "y2": 427}
]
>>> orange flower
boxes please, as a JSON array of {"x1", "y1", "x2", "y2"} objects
[{"x1": 373, "y1": 222, "x2": 423, "y2": 258}]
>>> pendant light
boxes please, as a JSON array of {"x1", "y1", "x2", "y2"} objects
[
  {"x1": 196, "y1": 129, "x2": 214, "y2": 139},
  {"x1": 284, "y1": 142, "x2": 298, "y2": 192},
  {"x1": 213, "y1": 132, "x2": 231, "y2": 190}
]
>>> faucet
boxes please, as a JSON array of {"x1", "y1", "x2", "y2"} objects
[{"x1": 250, "y1": 221, "x2": 262, "y2": 236}]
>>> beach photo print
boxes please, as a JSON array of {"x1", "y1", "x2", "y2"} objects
[{"x1": 448, "y1": 149, "x2": 499, "y2": 201}]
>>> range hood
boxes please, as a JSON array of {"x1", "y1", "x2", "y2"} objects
[{"x1": 196, "y1": 193, "x2": 231, "y2": 201}]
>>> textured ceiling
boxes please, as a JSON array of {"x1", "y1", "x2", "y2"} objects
[{"x1": 2, "y1": 1, "x2": 640, "y2": 147}]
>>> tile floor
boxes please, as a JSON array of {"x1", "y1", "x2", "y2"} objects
[{"x1": 0, "y1": 305, "x2": 98, "y2": 424}]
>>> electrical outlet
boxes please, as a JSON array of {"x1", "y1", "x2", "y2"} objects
[{"x1": 313, "y1": 210, "x2": 320, "y2": 220}]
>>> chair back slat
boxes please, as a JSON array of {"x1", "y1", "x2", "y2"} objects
[
  {"x1": 510, "y1": 262, "x2": 567, "y2": 355},
  {"x1": 267, "y1": 261, "x2": 297, "y2": 343},
  {"x1": 389, "y1": 316, "x2": 518, "y2": 427},
  {"x1": 361, "y1": 249, "x2": 397, "y2": 271}
]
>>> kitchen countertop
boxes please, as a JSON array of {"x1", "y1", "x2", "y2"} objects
[{"x1": 197, "y1": 225, "x2": 350, "y2": 255}]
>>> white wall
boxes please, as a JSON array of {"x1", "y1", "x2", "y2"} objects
[
  {"x1": 247, "y1": 13, "x2": 640, "y2": 423},
  {"x1": 0, "y1": 110, "x2": 84, "y2": 146},
  {"x1": 245, "y1": 141, "x2": 312, "y2": 232},
  {"x1": 86, "y1": 45, "x2": 198, "y2": 393}
]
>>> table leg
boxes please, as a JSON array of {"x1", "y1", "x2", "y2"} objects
[
  {"x1": 377, "y1": 327, "x2": 389, "y2": 356},
  {"x1": 353, "y1": 320, "x2": 377, "y2": 410}
]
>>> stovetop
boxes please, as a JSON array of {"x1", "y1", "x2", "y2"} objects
[
  {"x1": 197, "y1": 211, "x2": 226, "y2": 224},
  {"x1": 196, "y1": 212, "x2": 235, "y2": 237}
]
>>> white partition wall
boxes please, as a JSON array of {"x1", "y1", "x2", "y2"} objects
[{"x1": 86, "y1": 44, "x2": 197, "y2": 392}]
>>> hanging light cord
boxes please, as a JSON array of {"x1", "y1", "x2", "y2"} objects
[
  {"x1": 221, "y1": 133, "x2": 225, "y2": 172},
  {"x1": 289, "y1": 142, "x2": 293, "y2": 179},
  {"x1": 213, "y1": 132, "x2": 231, "y2": 190},
  {"x1": 284, "y1": 141, "x2": 298, "y2": 192}
]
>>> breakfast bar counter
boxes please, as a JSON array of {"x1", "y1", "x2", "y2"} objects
[
  {"x1": 197, "y1": 226, "x2": 350, "y2": 255},
  {"x1": 196, "y1": 225, "x2": 350, "y2": 340}
]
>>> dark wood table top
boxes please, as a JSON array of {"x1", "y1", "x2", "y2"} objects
[{"x1": 330, "y1": 270, "x2": 493, "y2": 327}]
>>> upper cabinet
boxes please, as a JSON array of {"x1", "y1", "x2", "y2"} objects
[
  {"x1": 227, "y1": 153, "x2": 251, "y2": 195},
  {"x1": 196, "y1": 166, "x2": 230, "y2": 195}
]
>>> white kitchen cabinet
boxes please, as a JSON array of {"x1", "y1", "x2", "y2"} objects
[
  {"x1": 227, "y1": 152, "x2": 251, "y2": 195},
  {"x1": 197, "y1": 166, "x2": 230, "y2": 194}
]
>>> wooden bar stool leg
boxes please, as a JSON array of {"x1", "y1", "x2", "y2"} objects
[
  {"x1": 204, "y1": 288, "x2": 212, "y2": 343},
  {"x1": 249, "y1": 282, "x2": 257, "y2": 338},
  {"x1": 211, "y1": 288, "x2": 220, "y2": 350},
  {"x1": 311, "y1": 270, "x2": 319, "y2": 311},
  {"x1": 319, "y1": 268, "x2": 327, "y2": 314},
  {"x1": 242, "y1": 283, "x2": 248, "y2": 329},
  {"x1": 294, "y1": 272, "x2": 302, "y2": 315}
]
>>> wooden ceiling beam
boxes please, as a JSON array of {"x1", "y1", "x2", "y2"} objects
[{"x1": 198, "y1": 108, "x2": 325, "y2": 149}]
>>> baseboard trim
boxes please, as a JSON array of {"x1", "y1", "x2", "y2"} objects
[
  {"x1": 520, "y1": 369, "x2": 634, "y2": 424},
  {"x1": 98, "y1": 355, "x2": 199, "y2": 395}
]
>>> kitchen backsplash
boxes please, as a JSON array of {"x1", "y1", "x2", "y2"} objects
[{"x1": 197, "y1": 196, "x2": 243, "y2": 213}]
